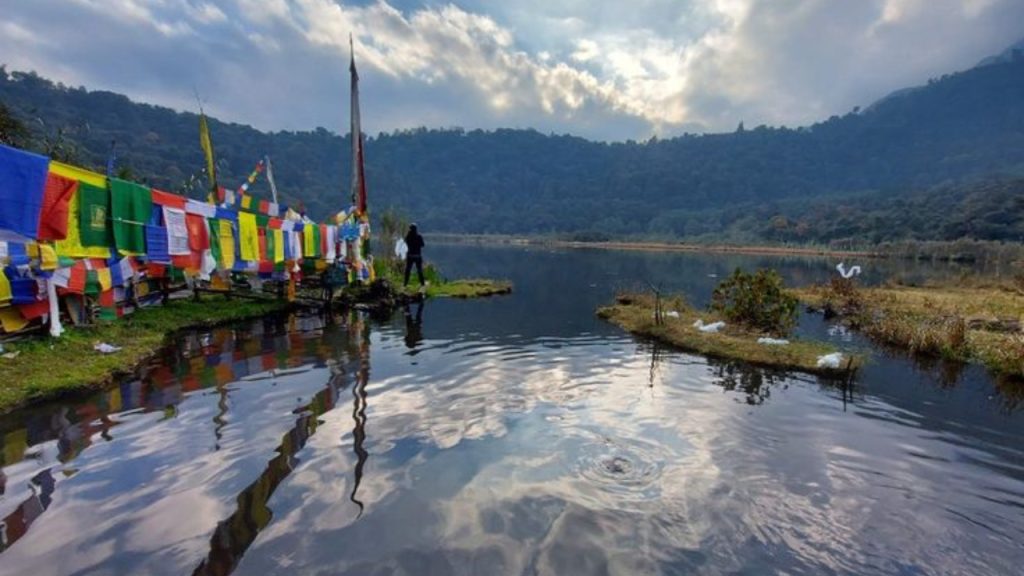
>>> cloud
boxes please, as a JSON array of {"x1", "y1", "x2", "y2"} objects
[{"x1": 1, "y1": 0, "x2": 1023, "y2": 140}]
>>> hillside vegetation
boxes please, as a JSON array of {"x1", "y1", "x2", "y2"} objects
[{"x1": 2, "y1": 53, "x2": 1023, "y2": 243}]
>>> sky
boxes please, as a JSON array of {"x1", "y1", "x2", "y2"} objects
[{"x1": 1, "y1": 0, "x2": 1022, "y2": 141}]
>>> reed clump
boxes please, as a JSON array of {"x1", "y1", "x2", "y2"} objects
[{"x1": 795, "y1": 276, "x2": 1023, "y2": 377}]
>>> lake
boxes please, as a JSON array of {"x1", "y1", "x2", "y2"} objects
[{"x1": 1, "y1": 244, "x2": 1022, "y2": 575}]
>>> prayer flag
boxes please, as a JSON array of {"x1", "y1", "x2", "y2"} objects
[
  {"x1": 199, "y1": 113, "x2": 217, "y2": 193},
  {"x1": 0, "y1": 144, "x2": 49, "y2": 241},
  {"x1": 109, "y1": 178, "x2": 152, "y2": 254},
  {"x1": 238, "y1": 212, "x2": 259, "y2": 262},
  {"x1": 37, "y1": 172, "x2": 78, "y2": 241}
]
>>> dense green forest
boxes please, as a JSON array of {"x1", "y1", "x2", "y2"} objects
[{"x1": 1, "y1": 51, "x2": 1023, "y2": 245}]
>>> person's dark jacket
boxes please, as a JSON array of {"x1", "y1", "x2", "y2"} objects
[{"x1": 405, "y1": 229, "x2": 425, "y2": 258}]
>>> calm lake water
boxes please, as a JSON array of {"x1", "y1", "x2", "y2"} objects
[{"x1": 1, "y1": 244, "x2": 1023, "y2": 575}]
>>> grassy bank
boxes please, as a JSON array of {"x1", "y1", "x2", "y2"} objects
[
  {"x1": 373, "y1": 258, "x2": 512, "y2": 299},
  {"x1": 0, "y1": 296, "x2": 288, "y2": 413},
  {"x1": 597, "y1": 293, "x2": 858, "y2": 377},
  {"x1": 794, "y1": 278, "x2": 1024, "y2": 378}
]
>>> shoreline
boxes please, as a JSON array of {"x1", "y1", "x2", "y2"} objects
[
  {"x1": 1, "y1": 276, "x2": 513, "y2": 414},
  {"x1": 426, "y1": 234, "x2": 883, "y2": 259},
  {"x1": 0, "y1": 296, "x2": 292, "y2": 414}
]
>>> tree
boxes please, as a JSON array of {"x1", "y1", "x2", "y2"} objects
[{"x1": 0, "y1": 102, "x2": 29, "y2": 148}]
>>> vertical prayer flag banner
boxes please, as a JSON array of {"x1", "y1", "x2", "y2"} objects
[
  {"x1": 199, "y1": 113, "x2": 217, "y2": 193},
  {"x1": 0, "y1": 144, "x2": 49, "y2": 241},
  {"x1": 109, "y1": 178, "x2": 152, "y2": 254}
]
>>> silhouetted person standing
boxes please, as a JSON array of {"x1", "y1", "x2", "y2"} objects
[{"x1": 403, "y1": 224, "x2": 425, "y2": 287}]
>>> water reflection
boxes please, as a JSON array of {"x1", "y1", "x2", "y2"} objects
[
  {"x1": 193, "y1": 312, "x2": 372, "y2": 576},
  {"x1": 0, "y1": 245, "x2": 1022, "y2": 576},
  {"x1": 404, "y1": 301, "x2": 425, "y2": 351}
]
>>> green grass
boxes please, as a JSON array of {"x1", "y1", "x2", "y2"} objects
[
  {"x1": 0, "y1": 296, "x2": 287, "y2": 412},
  {"x1": 794, "y1": 278, "x2": 1024, "y2": 378},
  {"x1": 597, "y1": 293, "x2": 859, "y2": 377},
  {"x1": 373, "y1": 258, "x2": 512, "y2": 299}
]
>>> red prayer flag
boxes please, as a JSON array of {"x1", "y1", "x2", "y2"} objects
[
  {"x1": 37, "y1": 172, "x2": 78, "y2": 241},
  {"x1": 150, "y1": 189, "x2": 187, "y2": 209},
  {"x1": 258, "y1": 228, "x2": 268, "y2": 262},
  {"x1": 98, "y1": 289, "x2": 115, "y2": 308},
  {"x1": 259, "y1": 199, "x2": 270, "y2": 214},
  {"x1": 268, "y1": 217, "x2": 283, "y2": 230},
  {"x1": 18, "y1": 300, "x2": 50, "y2": 320},
  {"x1": 185, "y1": 213, "x2": 210, "y2": 251},
  {"x1": 68, "y1": 262, "x2": 87, "y2": 293},
  {"x1": 172, "y1": 253, "x2": 199, "y2": 270}
]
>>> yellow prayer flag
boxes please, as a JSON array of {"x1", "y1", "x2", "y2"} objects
[
  {"x1": 97, "y1": 268, "x2": 113, "y2": 292},
  {"x1": 199, "y1": 113, "x2": 217, "y2": 192},
  {"x1": 241, "y1": 195, "x2": 254, "y2": 210},
  {"x1": 49, "y1": 161, "x2": 106, "y2": 189},
  {"x1": 238, "y1": 212, "x2": 259, "y2": 262},
  {"x1": 272, "y1": 229, "x2": 284, "y2": 263},
  {"x1": 0, "y1": 307, "x2": 30, "y2": 333},
  {"x1": 303, "y1": 229, "x2": 316, "y2": 258},
  {"x1": 0, "y1": 272, "x2": 11, "y2": 304},
  {"x1": 217, "y1": 220, "x2": 235, "y2": 269}
]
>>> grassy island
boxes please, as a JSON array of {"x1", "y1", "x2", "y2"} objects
[
  {"x1": 597, "y1": 292, "x2": 858, "y2": 377},
  {"x1": 794, "y1": 278, "x2": 1024, "y2": 378},
  {"x1": 373, "y1": 259, "x2": 512, "y2": 299},
  {"x1": 0, "y1": 296, "x2": 288, "y2": 413}
]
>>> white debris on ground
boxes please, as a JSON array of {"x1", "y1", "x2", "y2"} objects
[
  {"x1": 93, "y1": 342, "x2": 123, "y2": 354},
  {"x1": 816, "y1": 352, "x2": 844, "y2": 368},
  {"x1": 693, "y1": 319, "x2": 726, "y2": 333},
  {"x1": 757, "y1": 337, "x2": 790, "y2": 345},
  {"x1": 666, "y1": 311, "x2": 680, "y2": 318}
]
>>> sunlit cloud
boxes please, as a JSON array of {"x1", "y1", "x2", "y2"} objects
[{"x1": 1, "y1": 0, "x2": 1022, "y2": 139}]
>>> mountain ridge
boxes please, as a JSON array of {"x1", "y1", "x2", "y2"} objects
[{"x1": 1, "y1": 43, "x2": 1023, "y2": 244}]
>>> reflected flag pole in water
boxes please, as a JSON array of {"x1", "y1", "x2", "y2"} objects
[{"x1": 350, "y1": 34, "x2": 367, "y2": 215}]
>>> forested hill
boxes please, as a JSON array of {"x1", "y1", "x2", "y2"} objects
[{"x1": 1, "y1": 51, "x2": 1023, "y2": 243}]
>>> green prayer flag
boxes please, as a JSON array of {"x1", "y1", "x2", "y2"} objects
[
  {"x1": 264, "y1": 227, "x2": 275, "y2": 261},
  {"x1": 109, "y1": 178, "x2": 152, "y2": 254},
  {"x1": 84, "y1": 270, "x2": 100, "y2": 295},
  {"x1": 207, "y1": 218, "x2": 222, "y2": 264},
  {"x1": 78, "y1": 182, "x2": 113, "y2": 248}
]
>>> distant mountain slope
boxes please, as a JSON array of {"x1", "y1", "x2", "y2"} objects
[{"x1": 1, "y1": 45, "x2": 1023, "y2": 241}]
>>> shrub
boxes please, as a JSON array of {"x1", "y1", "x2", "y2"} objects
[
  {"x1": 711, "y1": 268, "x2": 798, "y2": 335},
  {"x1": 818, "y1": 276, "x2": 865, "y2": 320}
]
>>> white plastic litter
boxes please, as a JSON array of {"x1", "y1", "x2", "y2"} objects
[
  {"x1": 836, "y1": 262, "x2": 862, "y2": 279},
  {"x1": 757, "y1": 337, "x2": 790, "y2": 345},
  {"x1": 2, "y1": 351, "x2": 19, "y2": 360},
  {"x1": 816, "y1": 352, "x2": 844, "y2": 368},
  {"x1": 394, "y1": 238, "x2": 408, "y2": 260},
  {"x1": 666, "y1": 311, "x2": 680, "y2": 318},
  {"x1": 693, "y1": 319, "x2": 726, "y2": 333},
  {"x1": 93, "y1": 343, "x2": 122, "y2": 354}
]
